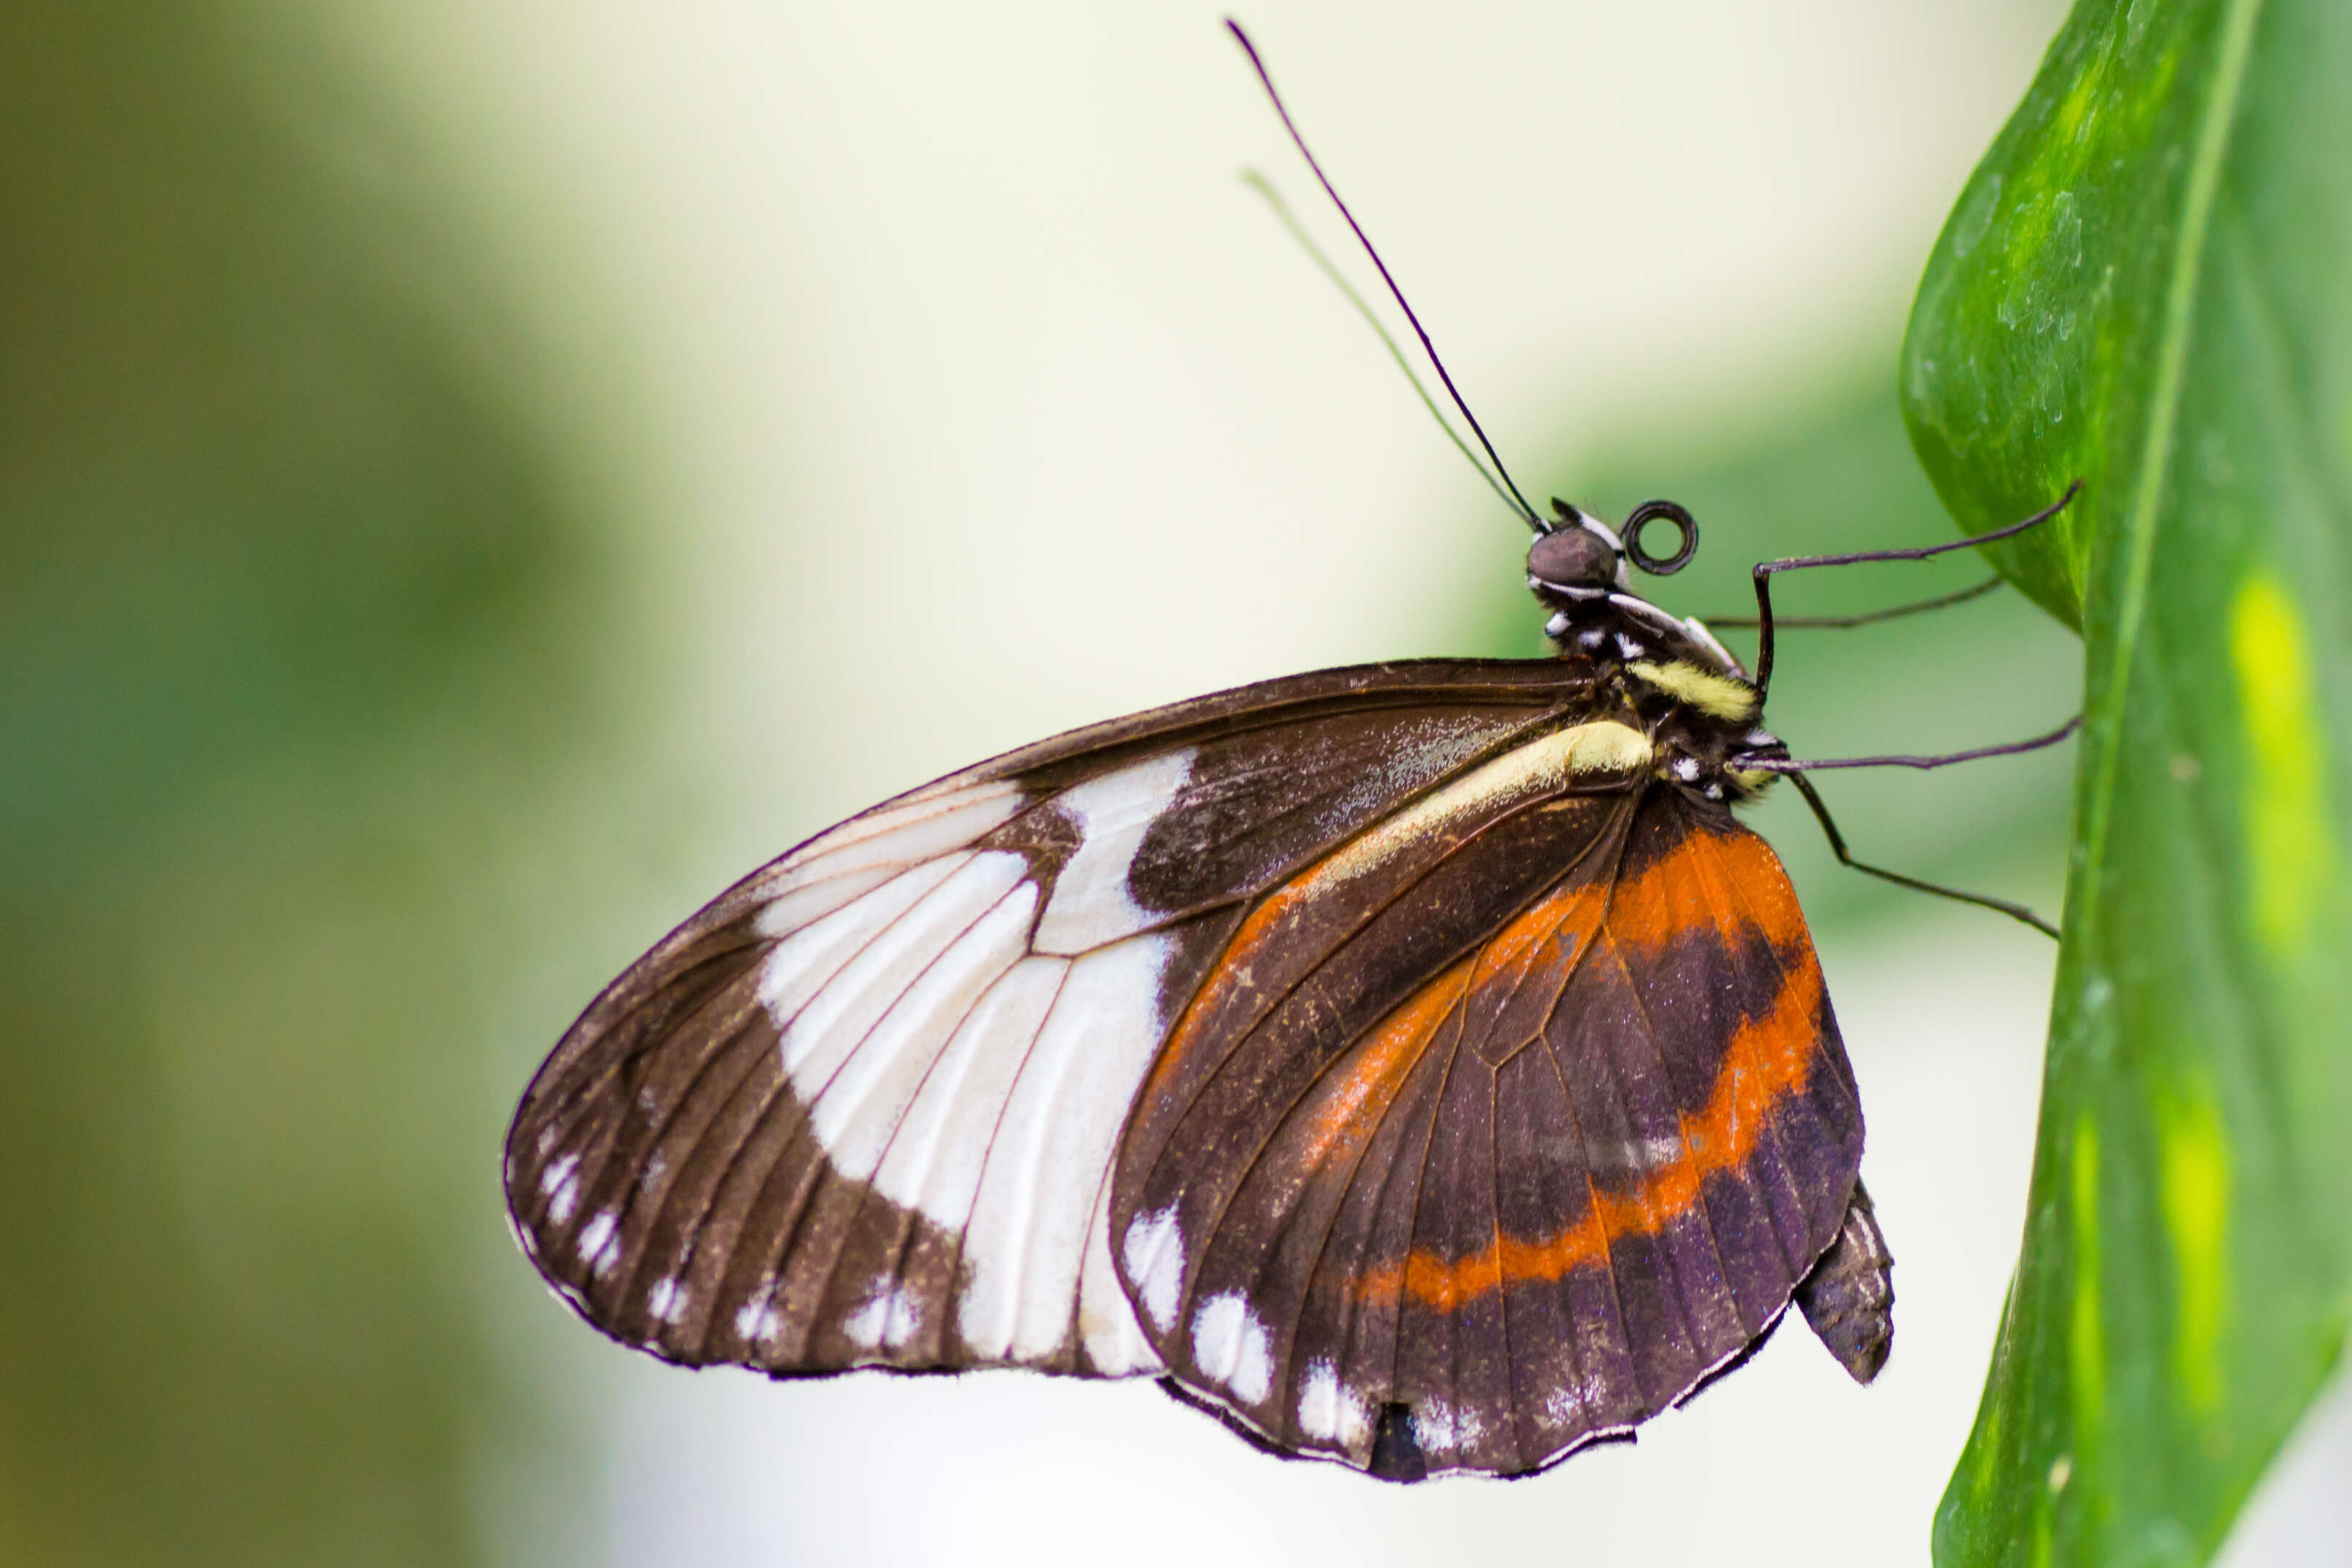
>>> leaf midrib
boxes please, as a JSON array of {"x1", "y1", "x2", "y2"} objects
[{"x1": 2071, "y1": 0, "x2": 2265, "y2": 937}]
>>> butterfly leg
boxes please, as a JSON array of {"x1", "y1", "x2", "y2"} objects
[
  {"x1": 1749, "y1": 482, "x2": 2080, "y2": 699},
  {"x1": 1701, "y1": 573, "x2": 2000, "y2": 631},
  {"x1": 1733, "y1": 713, "x2": 2081, "y2": 775},
  {"x1": 1784, "y1": 772, "x2": 2058, "y2": 938},
  {"x1": 1793, "y1": 1178, "x2": 1894, "y2": 1384}
]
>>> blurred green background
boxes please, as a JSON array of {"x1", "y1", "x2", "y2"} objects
[
  {"x1": 1, "y1": 4, "x2": 631, "y2": 1563},
  {"x1": 5, "y1": 2, "x2": 2341, "y2": 1565}
]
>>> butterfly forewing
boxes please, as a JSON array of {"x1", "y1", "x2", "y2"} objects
[
  {"x1": 1110, "y1": 783, "x2": 1862, "y2": 1478},
  {"x1": 503, "y1": 659, "x2": 1596, "y2": 1382}
]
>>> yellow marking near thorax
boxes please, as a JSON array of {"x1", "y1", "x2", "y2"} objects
[
  {"x1": 1314, "y1": 721, "x2": 1650, "y2": 887},
  {"x1": 1626, "y1": 659, "x2": 1758, "y2": 721}
]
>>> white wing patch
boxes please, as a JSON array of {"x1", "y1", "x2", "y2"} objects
[
  {"x1": 787, "y1": 853, "x2": 1036, "y2": 1167},
  {"x1": 1077, "y1": 1171, "x2": 1158, "y2": 1373},
  {"x1": 780, "y1": 853, "x2": 1028, "y2": 1079},
  {"x1": 756, "y1": 855, "x2": 968, "y2": 1028},
  {"x1": 957, "y1": 935, "x2": 1173, "y2": 1363},
  {"x1": 1032, "y1": 749, "x2": 1195, "y2": 954},
  {"x1": 869, "y1": 960, "x2": 1065, "y2": 1227},
  {"x1": 749, "y1": 769, "x2": 1180, "y2": 1375},
  {"x1": 751, "y1": 781, "x2": 1025, "y2": 941}
]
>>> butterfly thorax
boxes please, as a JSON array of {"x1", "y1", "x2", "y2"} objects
[{"x1": 1526, "y1": 511, "x2": 1781, "y2": 807}]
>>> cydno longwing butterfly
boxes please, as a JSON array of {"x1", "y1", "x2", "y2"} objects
[{"x1": 502, "y1": 20, "x2": 2073, "y2": 1483}]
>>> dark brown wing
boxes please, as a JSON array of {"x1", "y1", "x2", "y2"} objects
[
  {"x1": 502, "y1": 659, "x2": 1597, "y2": 1381},
  {"x1": 1110, "y1": 782, "x2": 1862, "y2": 1478}
]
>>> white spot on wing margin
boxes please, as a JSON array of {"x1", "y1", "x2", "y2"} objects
[
  {"x1": 734, "y1": 1298, "x2": 783, "y2": 1346},
  {"x1": 1298, "y1": 1358, "x2": 1370, "y2": 1446},
  {"x1": 842, "y1": 1278, "x2": 923, "y2": 1351},
  {"x1": 540, "y1": 1153, "x2": 579, "y2": 1225},
  {"x1": 1121, "y1": 1204, "x2": 1185, "y2": 1332},
  {"x1": 576, "y1": 1210, "x2": 622, "y2": 1278},
  {"x1": 1412, "y1": 1396, "x2": 1483, "y2": 1457},
  {"x1": 1191, "y1": 1291, "x2": 1274, "y2": 1405}
]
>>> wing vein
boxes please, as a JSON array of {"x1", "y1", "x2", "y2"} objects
[
  {"x1": 1389, "y1": 1001, "x2": 1470, "y2": 1448},
  {"x1": 1161, "y1": 783, "x2": 1631, "y2": 1282},
  {"x1": 1297, "y1": 975, "x2": 1461, "y2": 1457},
  {"x1": 944, "y1": 957, "x2": 1075, "y2": 1357},
  {"x1": 648, "y1": 870, "x2": 1025, "y2": 1336},
  {"x1": 1589, "y1": 935, "x2": 1712, "y2": 1379},
  {"x1": 786, "y1": 884, "x2": 1037, "y2": 1362},
  {"x1": 1680, "y1": 826, "x2": 1809, "y2": 1284},
  {"x1": 1486, "y1": 1061, "x2": 1519, "y2": 1469},
  {"x1": 600, "y1": 975, "x2": 781, "y2": 1312}
]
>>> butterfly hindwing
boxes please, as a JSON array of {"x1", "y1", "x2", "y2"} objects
[
  {"x1": 1110, "y1": 781, "x2": 1862, "y2": 1478},
  {"x1": 502, "y1": 659, "x2": 1596, "y2": 1382}
]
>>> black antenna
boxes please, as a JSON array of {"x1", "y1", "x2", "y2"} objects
[
  {"x1": 1239, "y1": 171, "x2": 1525, "y2": 522},
  {"x1": 1226, "y1": 19, "x2": 1543, "y2": 530}
]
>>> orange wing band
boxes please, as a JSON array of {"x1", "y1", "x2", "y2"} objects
[
  {"x1": 1355, "y1": 960, "x2": 1823, "y2": 1311},
  {"x1": 1354, "y1": 828, "x2": 1827, "y2": 1312}
]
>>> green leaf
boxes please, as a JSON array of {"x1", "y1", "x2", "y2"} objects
[{"x1": 1902, "y1": 1, "x2": 2352, "y2": 1563}]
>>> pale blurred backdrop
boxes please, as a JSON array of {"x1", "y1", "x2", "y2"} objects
[{"x1": 4, "y1": 2, "x2": 2345, "y2": 1565}]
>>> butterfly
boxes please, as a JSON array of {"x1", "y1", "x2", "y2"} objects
[
  {"x1": 501, "y1": 18, "x2": 2077, "y2": 1483},
  {"x1": 501, "y1": 487, "x2": 1908, "y2": 1481}
]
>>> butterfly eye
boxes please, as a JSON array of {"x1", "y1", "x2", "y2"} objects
[
  {"x1": 1623, "y1": 500, "x2": 1698, "y2": 576},
  {"x1": 1526, "y1": 526, "x2": 1618, "y2": 589}
]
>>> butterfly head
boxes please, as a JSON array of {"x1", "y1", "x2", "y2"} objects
[
  {"x1": 1530, "y1": 497, "x2": 1698, "y2": 584},
  {"x1": 1527, "y1": 498, "x2": 1781, "y2": 803},
  {"x1": 1527, "y1": 499, "x2": 1742, "y2": 676},
  {"x1": 1514, "y1": 514, "x2": 1627, "y2": 595},
  {"x1": 1526, "y1": 503, "x2": 1631, "y2": 592}
]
